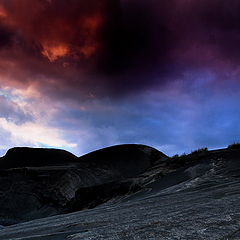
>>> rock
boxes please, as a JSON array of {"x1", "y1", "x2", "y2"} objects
[
  {"x1": 1, "y1": 145, "x2": 240, "y2": 239},
  {"x1": 0, "y1": 144, "x2": 166, "y2": 225},
  {"x1": 0, "y1": 147, "x2": 78, "y2": 169},
  {"x1": 0, "y1": 147, "x2": 240, "y2": 239}
]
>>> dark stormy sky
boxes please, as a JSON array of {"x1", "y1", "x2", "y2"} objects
[{"x1": 0, "y1": 0, "x2": 240, "y2": 156}]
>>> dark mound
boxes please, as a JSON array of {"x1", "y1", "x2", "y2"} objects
[
  {"x1": 1, "y1": 147, "x2": 240, "y2": 239},
  {"x1": 0, "y1": 144, "x2": 167, "y2": 225},
  {"x1": 79, "y1": 144, "x2": 168, "y2": 178},
  {"x1": 0, "y1": 147, "x2": 78, "y2": 169}
]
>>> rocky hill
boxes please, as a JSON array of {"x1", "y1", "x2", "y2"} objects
[
  {"x1": 0, "y1": 144, "x2": 167, "y2": 225},
  {"x1": 0, "y1": 145, "x2": 240, "y2": 239}
]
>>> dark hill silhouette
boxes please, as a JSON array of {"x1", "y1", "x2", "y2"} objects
[
  {"x1": 0, "y1": 147, "x2": 78, "y2": 168},
  {"x1": 1, "y1": 143, "x2": 240, "y2": 239},
  {"x1": 78, "y1": 144, "x2": 168, "y2": 178},
  {"x1": 0, "y1": 144, "x2": 167, "y2": 225}
]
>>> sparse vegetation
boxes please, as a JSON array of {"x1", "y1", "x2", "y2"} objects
[
  {"x1": 190, "y1": 147, "x2": 208, "y2": 155},
  {"x1": 171, "y1": 154, "x2": 179, "y2": 159},
  {"x1": 171, "y1": 148, "x2": 208, "y2": 159},
  {"x1": 169, "y1": 147, "x2": 209, "y2": 167},
  {"x1": 227, "y1": 143, "x2": 240, "y2": 150}
]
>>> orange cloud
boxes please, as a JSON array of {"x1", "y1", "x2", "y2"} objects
[
  {"x1": 78, "y1": 15, "x2": 103, "y2": 58},
  {"x1": 1, "y1": 0, "x2": 106, "y2": 63},
  {"x1": 0, "y1": 5, "x2": 7, "y2": 18},
  {"x1": 41, "y1": 42, "x2": 69, "y2": 62},
  {"x1": 40, "y1": 15, "x2": 103, "y2": 61},
  {"x1": 0, "y1": 0, "x2": 160, "y2": 98}
]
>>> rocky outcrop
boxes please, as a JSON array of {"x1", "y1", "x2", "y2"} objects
[
  {"x1": 0, "y1": 144, "x2": 168, "y2": 225},
  {"x1": 0, "y1": 147, "x2": 240, "y2": 239},
  {"x1": 0, "y1": 147, "x2": 78, "y2": 168}
]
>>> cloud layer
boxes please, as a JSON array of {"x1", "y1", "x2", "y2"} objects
[
  {"x1": 1, "y1": 0, "x2": 240, "y2": 96},
  {"x1": 0, "y1": 0, "x2": 240, "y2": 156}
]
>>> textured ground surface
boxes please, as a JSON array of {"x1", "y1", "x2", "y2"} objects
[
  {"x1": 0, "y1": 145, "x2": 166, "y2": 225},
  {"x1": 0, "y1": 149, "x2": 240, "y2": 239}
]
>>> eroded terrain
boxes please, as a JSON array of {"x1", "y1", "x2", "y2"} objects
[{"x1": 0, "y1": 146, "x2": 240, "y2": 239}]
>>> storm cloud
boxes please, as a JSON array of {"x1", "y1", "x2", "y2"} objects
[
  {"x1": 0, "y1": 0, "x2": 240, "y2": 98},
  {"x1": 0, "y1": 0, "x2": 240, "y2": 155}
]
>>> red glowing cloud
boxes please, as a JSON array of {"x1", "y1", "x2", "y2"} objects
[
  {"x1": 1, "y1": 0, "x2": 107, "y2": 63},
  {"x1": 0, "y1": 0, "x2": 240, "y2": 100}
]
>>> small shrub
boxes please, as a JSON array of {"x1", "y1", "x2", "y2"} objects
[
  {"x1": 170, "y1": 153, "x2": 187, "y2": 163},
  {"x1": 190, "y1": 147, "x2": 208, "y2": 155},
  {"x1": 170, "y1": 153, "x2": 186, "y2": 160},
  {"x1": 180, "y1": 153, "x2": 187, "y2": 157},
  {"x1": 169, "y1": 148, "x2": 208, "y2": 165},
  {"x1": 227, "y1": 143, "x2": 240, "y2": 150}
]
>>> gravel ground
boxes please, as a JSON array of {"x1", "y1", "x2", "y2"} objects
[{"x1": 0, "y1": 156, "x2": 240, "y2": 240}]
